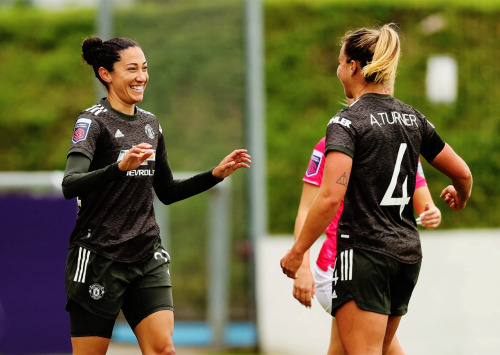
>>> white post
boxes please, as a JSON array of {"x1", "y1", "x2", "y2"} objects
[
  {"x1": 95, "y1": 0, "x2": 114, "y2": 102},
  {"x1": 244, "y1": 1, "x2": 266, "y2": 348},
  {"x1": 207, "y1": 178, "x2": 232, "y2": 351}
]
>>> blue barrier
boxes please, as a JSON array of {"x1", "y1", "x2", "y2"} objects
[{"x1": 113, "y1": 321, "x2": 257, "y2": 347}]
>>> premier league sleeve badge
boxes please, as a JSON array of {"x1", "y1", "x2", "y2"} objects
[
  {"x1": 72, "y1": 118, "x2": 92, "y2": 143},
  {"x1": 306, "y1": 149, "x2": 323, "y2": 177}
]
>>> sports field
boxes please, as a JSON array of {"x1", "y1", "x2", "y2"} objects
[
  {"x1": 108, "y1": 343, "x2": 258, "y2": 355},
  {"x1": 108, "y1": 342, "x2": 206, "y2": 355}
]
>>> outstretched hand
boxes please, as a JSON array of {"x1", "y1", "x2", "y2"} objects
[
  {"x1": 212, "y1": 149, "x2": 251, "y2": 179},
  {"x1": 118, "y1": 143, "x2": 154, "y2": 172}
]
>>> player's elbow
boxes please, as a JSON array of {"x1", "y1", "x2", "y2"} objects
[
  {"x1": 452, "y1": 163, "x2": 472, "y2": 184},
  {"x1": 61, "y1": 185, "x2": 75, "y2": 200},
  {"x1": 462, "y1": 168, "x2": 472, "y2": 184},
  {"x1": 157, "y1": 195, "x2": 175, "y2": 205},
  {"x1": 61, "y1": 176, "x2": 77, "y2": 200},
  {"x1": 321, "y1": 192, "x2": 343, "y2": 210},
  {"x1": 455, "y1": 168, "x2": 473, "y2": 195}
]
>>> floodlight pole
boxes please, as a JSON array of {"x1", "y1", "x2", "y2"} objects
[
  {"x1": 95, "y1": 0, "x2": 114, "y2": 102},
  {"x1": 245, "y1": 0, "x2": 267, "y2": 348},
  {"x1": 97, "y1": 0, "x2": 113, "y2": 41},
  {"x1": 245, "y1": 0, "x2": 267, "y2": 244}
]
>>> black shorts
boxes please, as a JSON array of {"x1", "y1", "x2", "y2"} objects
[
  {"x1": 330, "y1": 248, "x2": 421, "y2": 317},
  {"x1": 65, "y1": 239, "x2": 173, "y2": 337}
]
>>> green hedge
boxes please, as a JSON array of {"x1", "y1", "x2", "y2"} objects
[
  {"x1": 2, "y1": 1, "x2": 497, "y2": 230},
  {"x1": 264, "y1": 2, "x2": 500, "y2": 231},
  {"x1": 0, "y1": 9, "x2": 95, "y2": 171}
]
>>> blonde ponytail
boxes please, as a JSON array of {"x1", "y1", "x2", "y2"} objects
[
  {"x1": 362, "y1": 24, "x2": 400, "y2": 87},
  {"x1": 341, "y1": 23, "x2": 401, "y2": 88}
]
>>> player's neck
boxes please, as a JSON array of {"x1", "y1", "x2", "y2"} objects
[
  {"x1": 353, "y1": 82, "x2": 385, "y2": 101},
  {"x1": 107, "y1": 94, "x2": 136, "y2": 116}
]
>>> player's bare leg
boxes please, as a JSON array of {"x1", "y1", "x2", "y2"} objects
[
  {"x1": 336, "y1": 300, "x2": 392, "y2": 355},
  {"x1": 327, "y1": 318, "x2": 346, "y2": 355},
  {"x1": 134, "y1": 309, "x2": 175, "y2": 355},
  {"x1": 384, "y1": 316, "x2": 403, "y2": 355},
  {"x1": 71, "y1": 336, "x2": 110, "y2": 355}
]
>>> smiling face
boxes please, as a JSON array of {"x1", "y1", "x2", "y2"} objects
[{"x1": 101, "y1": 46, "x2": 148, "y2": 114}]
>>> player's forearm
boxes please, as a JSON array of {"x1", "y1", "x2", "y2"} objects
[
  {"x1": 413, "y1": 186, "x2": 435, "y2": 215},
  {"x1": 62, "y1": 153, "x2": 125, "y2": 199},
  {"x1": 294, "y1": 211, "x2": 312, "y2": 266},
  {"x1": 452, "y1": 170, "x2": 473, "y2": 202},
  {"x1": 294, "y1": 198, "x2": 340, "y2": 255},
  {"x1": 153, "y1": 156, "x2": 222, "y2": 205},
  {"x1": 431, "y1": 144, "x2": 472, "y2": 202}
]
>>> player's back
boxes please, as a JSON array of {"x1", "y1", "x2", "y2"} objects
[{"x1": 325, "y1": 93, "x2": 436, "y2": 263}]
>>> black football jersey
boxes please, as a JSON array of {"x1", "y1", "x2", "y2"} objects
[
  {"x1": 325, "y1": 93, "x2": 439, "y2": 263},
  {"x1": 67, "y1": 98, "x2": 166, "y2": 262}
]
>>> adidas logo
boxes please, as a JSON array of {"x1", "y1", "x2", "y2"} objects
[{"x1": 115, "y1": 129, "x2": 124, "y2": 138}]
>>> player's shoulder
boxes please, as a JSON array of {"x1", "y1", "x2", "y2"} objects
[
  {"x1": 326, "y1": 104, "x2": 359, "y2": 132},
  {"x1": 336, "y1": 99, "x2": 365, "y2": 119},
  {"x1": 71, "y1": 103, "x2": 107, "y2": 136},
  {"x1": 79, "y1": 103, "x2": 109, "y2": 119},
  {"x1": 387, "y1": 96, "x2": 425, "y2": 117},
  {"x1": 136, "y1": 106, "x2": 163, "y2": 138},
  {"x1": 314, "y1": 137, "x2": 326, "y2": 151},
  {"x1": 137, "y1": 106, "x2": 157, "y2": 120}
]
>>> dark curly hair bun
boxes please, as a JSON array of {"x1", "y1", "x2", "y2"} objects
[{"x1": 81, "y1": 36, "x2": 103, "y2": 66}]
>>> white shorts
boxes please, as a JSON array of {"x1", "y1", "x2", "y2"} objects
[{"x1": 313, "y1": 263, "x2": 334, "y2": 314}]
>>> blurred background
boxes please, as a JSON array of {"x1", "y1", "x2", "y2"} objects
[{"x1": 0, "y1": 0, "x2": 499, "y2": 354}]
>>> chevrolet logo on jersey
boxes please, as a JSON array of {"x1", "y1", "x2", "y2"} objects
[
  {"x1": 117, "y1": 149, "x2": 156, "y2": 165},
  {"x1": 117, "y1": 149, "x2": 156, "y2": 177}
]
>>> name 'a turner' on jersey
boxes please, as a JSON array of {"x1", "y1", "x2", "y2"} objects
[
  {"x1": 330, "y1": 109, "x2": 420, "y2": 129},
  {"x1": 324, "y1": 93, "x2": 443, "y2": 264},
  {"x1": 370, "y1": 111, "x2": 419, "y2": 128}
]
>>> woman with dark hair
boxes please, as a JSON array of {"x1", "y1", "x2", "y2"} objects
[
  {"x1": 281, "y1": 24, "x2": 472, "y2": 354},
  {"x1": 62, "y1": 36, "x2": 251, "y2": 354}
]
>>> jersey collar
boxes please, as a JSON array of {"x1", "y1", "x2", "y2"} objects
[{"x1": 100, "y1": 98, "x2": 138, "y2": 121}]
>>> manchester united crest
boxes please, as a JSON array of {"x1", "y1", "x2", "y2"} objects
[
  {"x1": 145, "y1": 124, "x2": 155, "y2": 139},
  {"x1": 89, "y1": 283, "x2": 105, "y2": 300}
]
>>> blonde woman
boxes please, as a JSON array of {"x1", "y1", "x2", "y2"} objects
[
  {"x1": 281, "y1": 24, "x2": 472, "y2": 354},
  {"x1": 293, "y1": 136, "x2": 440, "y2": 355}
]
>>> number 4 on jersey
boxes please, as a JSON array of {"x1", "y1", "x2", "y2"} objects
[{"x1": 380, "y1": 143, "x2": 411, "y2": 218}]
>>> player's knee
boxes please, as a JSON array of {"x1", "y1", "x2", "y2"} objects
[
  {"x1": 152, "y1": 343, "x2": 175, "y2": 355},
  {"x1": 161, "y1": 345, "x2": 176, "y2": 355}
]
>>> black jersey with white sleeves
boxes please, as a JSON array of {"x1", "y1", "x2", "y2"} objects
[
  {"x1": 64, "y1": 98, "x2": 222, "y2": 263},
  {"x1": 325, "y1": 93, "x2": 443, "y2": 263}
]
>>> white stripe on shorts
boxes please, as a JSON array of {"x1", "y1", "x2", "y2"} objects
[
  {"x1": 73, "y1": 247, "x2": 91, "y2": 283},
  {"x1": 340, "y1": 249, "x2": 353, "y2": 281}
]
